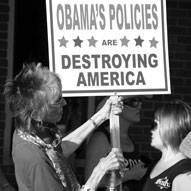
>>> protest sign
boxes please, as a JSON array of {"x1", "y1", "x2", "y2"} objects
[{"x1": 46, "y1": 0, "x2": 170, "y2": 96}]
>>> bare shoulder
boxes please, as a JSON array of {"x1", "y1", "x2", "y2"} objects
[{"x1": 172, "y1": 172, "x2": 191, "y2": 191}]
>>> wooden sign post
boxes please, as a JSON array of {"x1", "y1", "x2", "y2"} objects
[
  {"x1": 109, "y1": 95, "x2": 122, "y2": 191},
  {"x1": 110, "y1": 96, "x2": 121, "y2": 149}
]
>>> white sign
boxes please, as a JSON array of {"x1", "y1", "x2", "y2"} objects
[{"x1": 46, "y1": 0, "x2": 170, "y2": 97}]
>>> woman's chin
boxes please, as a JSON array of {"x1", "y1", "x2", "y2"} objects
[
  {"x1": 56, "y1": 115, "x2": 63, "y2": 123},
  {"x1": 45, "y1": 116, "x2": 62, "y2": 124}
]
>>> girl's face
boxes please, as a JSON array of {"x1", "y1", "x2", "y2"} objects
[
  {"x1": 120, "y1": 98, "x2": 142, "y2": 123},
  {"x1": 43, "y1": 96, "x2": 67, "y2": 123},
  {"x1": 150, "y1": 118, "x2": 164, "y2": 150}
]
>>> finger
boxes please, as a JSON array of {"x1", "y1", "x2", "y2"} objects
[
  {"x1": 109, "y1": 95, "x2": 118, "y2": 104},
  {"x1": 111, "y1": 109, "x2": 123, "y2": 115},
  {"x1": 103, "y1": 155, "x2": 123, "y2": 171},
  {"x1": 111, "y1": 103, "x2": 124, "y2": 115},
  {"x1": 110, "y1": 149, "x2": 126, "y2": 164},
  {"x1": 111, "y1": 98, "x2": 123, "y2": 107},
  {"x1": 118, "y1": 96, "x2": 123, "y2": 102},
  {"x1": 111, "y1": 103, "x2": 124, "y2": 110},
  {"x1": 110, "y1": 156, "x2": 127, "y2": 170}
]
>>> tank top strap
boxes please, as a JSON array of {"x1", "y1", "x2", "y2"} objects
[{"x1": 169, "y1": 158, "x2": 191, "y2": 180}]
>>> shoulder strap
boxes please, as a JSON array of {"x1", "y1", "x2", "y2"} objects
[{"x1": 170, "y1": 158, "x2": 191, "y2": 180}]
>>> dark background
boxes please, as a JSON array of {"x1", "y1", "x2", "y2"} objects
[
  {"x1": 14, "y1": 0, "x2": 49, "y2": 75},
  {"x1": 1, "y1": 0, "x2": 191, "y2": 188}
]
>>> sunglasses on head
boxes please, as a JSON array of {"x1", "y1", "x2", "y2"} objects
[{"x1": 123, "y1": 98, "x2": 143, "y2": 108}]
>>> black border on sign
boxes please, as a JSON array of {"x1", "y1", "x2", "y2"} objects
[{"x1": 47, "y1": 0, "x2": 169, "y2": 95}]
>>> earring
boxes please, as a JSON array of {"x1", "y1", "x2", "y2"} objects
[
  {"x1": 37, "y1": 119, "x2": 43, "y2": 128},
  {"x1": 31, "y1": 111, "x2": 43, "y2": 128}
]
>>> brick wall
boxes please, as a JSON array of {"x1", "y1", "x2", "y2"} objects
[
  {"x1": 0, "y1": 0, "x2": 17, "y2": 188},
  {"x1": 75, "y1": 0, "x2": 191, "y2": 184},
  {"x1": 0, "y1": 0, "x2": 191, "y2": 188},
  {"x1": 132, "y1": 0, "x2": 191, "y2": 160}
]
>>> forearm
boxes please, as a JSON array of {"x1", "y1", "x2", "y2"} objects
[
  {"x1": 83, "y1": 164, "x2": 106, "y2": 191},
  {"x1": 61, "y1": 111, "x2": 106, "y2": 157}
]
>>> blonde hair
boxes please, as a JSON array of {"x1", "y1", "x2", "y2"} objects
[{"x1": 155, "y1": 100, "x2": 191, "y2": 151}]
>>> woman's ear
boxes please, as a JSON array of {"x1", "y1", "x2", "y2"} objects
[{"x1": 31, "y1": 110, "x2": 44, "y2": 127}]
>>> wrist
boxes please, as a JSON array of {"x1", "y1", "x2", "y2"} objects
[
  {"x1": 81, "y1": 185, "x2": 94, "y2": 191},
  {"x1": 85, "y1": 165, "x2": 105, "y2": 191},
  {"x1": 90, "y1": 112, "x2": 107, "y2": 127},
  {"x1": 88, "y1": 118, "x2": 97, "y2": 128}
]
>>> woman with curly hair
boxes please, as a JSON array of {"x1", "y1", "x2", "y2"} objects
[{"x1": 4, "y1": 62, "x2": 126, "y2": 191}]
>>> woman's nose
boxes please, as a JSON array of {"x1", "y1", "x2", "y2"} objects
[{"x1": 61, "y1": 98, "x2": 67, "y2": 106}]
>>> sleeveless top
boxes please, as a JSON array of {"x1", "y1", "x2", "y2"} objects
[
  {"x1": 142, "y1": 158, "x2": 191, "y2": 191},
  {"x1": 95, "y1": 127, "x2": 151, "y2": 191}
]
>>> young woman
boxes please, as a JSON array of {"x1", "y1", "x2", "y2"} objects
[
  {"x1": 142, "y1": 100, "x2": 191, "y2": 191},
  {"x1": 4, "y1": 62, "x2": 126, "y2": 191},
  {"x1": 85, "y1": 96, "x2": 151, "y2": 191}
]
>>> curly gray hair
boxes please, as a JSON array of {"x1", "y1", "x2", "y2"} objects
[{"x1": 4, "y1": 62, "x2": 62, "y2": 132}]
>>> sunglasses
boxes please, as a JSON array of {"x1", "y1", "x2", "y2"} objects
[
  {"x1": 50, "y1": 97, "x2": 67, "y2": 107},
  {"x1": 123, "y1": 98, "x2": 143, "y2": 108}
]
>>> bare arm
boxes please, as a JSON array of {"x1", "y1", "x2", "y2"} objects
[
  {"x1": 61, "y1": 96, "x2": 123, "y2": 157},
  {"x1": 85, "y1": 132, "x2": 111, "y2": 182},
  {"x1": 83, "y1": 148, "x2": 126, "y2": 191},
  {"x1": 123, "y1": 162, "x2": 147, "y2": 181},
  {"x1": 172, "y1": 172, "x2": 191, "y2": 191},
  {"x1": 85, "y1": 132, "x2": 147, "y2": 187},
  {"x1": 61, "y1": 111, "x2": 106, "y2": 157}
]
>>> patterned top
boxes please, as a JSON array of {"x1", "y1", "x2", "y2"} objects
[{"x1": 12, "y1": 127, "x2": 81, "y2": 191}]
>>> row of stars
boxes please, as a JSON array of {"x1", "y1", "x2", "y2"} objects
[{"x1": 58, "y1": 35, "x2": 159, "y2": 48}]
